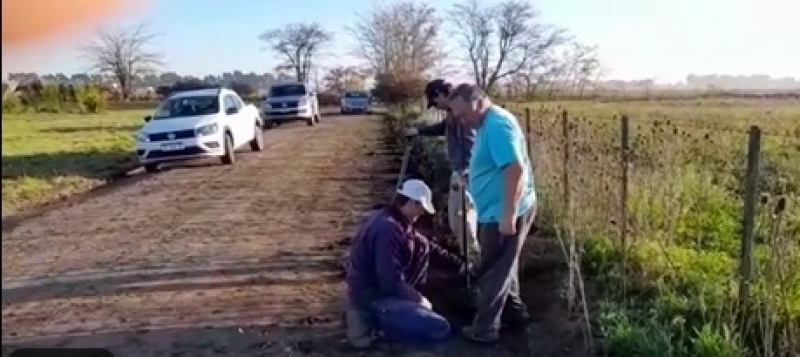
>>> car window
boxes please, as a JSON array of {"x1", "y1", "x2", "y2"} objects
[
  {"x1": 269, "y1": 84, "x2": 306, "y2": 97},
  {"x1": 223, "y1": 95, "x2": 237, "y2": 112},
  {"x1": 229, "y1": 94, "x2": 244, "y2": 110},
  {"x1": 153, "y1": 95, "x2": 219, "y2": 119},
  {"x1": 344, "y1": 92, "x2": 369, "y2": 98}
]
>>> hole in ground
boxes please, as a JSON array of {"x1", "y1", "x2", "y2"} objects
[{"x1": 416, "y1": 219, "x2": 590, "y2": 355}]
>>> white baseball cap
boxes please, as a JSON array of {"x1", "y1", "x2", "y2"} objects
[{"x1": 397, "y1": 179, "x2": 435, "y2": 214}]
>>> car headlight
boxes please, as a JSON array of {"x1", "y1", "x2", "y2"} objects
[
  {"x1": 196, "y1": 123, "x2": 219, "y2": 136},
  {"x1": 136, "y1": 132, "x2": 149, "y2": 142}
]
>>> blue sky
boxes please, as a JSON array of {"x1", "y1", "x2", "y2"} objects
[{"x1": 3, "y1": 0, "x2": 798, "y2": 83}]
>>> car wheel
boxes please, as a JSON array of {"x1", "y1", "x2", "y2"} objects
[
  {"x1": 314, "y1": 113, "x2": 321, "y2": 123},
  {"x1": 144, "y1": 163, "x2": 159, "y2": 173},
  {"x1": 306, "y1": 117, "x2": 315, "y2": 126},
  {"x1": 340, "y1": 109, "x2": 345, "y2": 115},
  {"x1": 250, "y1": 124, "x2": 265, "y2": 151},
  {"x1": 221, "y1": 132, "x2": 236, "y2": 165},
  {"x1": 264, "y1": 121, "x2": 275, "y2": 129}
]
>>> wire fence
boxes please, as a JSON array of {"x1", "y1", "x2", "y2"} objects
[{"x1": 510, "y1": 104, "x2": 799, "y2": 356}]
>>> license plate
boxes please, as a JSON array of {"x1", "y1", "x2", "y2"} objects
[{"x1": 161, "y1": 142, "x2": 184, "y2": 151}]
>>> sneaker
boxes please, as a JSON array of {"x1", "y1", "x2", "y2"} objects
[{"x1": 461, "y1": 326, "x2": 499, "y2": 344}]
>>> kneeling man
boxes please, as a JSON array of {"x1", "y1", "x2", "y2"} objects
[{"x1": 345, "y1": 179, "x2": 464, "y2": 348}]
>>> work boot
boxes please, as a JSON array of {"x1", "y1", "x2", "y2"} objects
[
  {"x1": 500, "y1": 304, "x2": 531, "y2": 331},
  {"x1": 461, "y1": 325, "x2": 500, "y2": 345}
]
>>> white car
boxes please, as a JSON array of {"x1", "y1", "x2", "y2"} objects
[
  {"x1": 340, "y1": 90, "x2": 372, "y2": 114},
  {"x1": 261, "y1": 82, "x2": 321, "y2": 127},
  {"x1": 136, "y1": 87, "x2": 264, "y2": 173}
]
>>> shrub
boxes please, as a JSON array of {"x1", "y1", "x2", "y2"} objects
[
  {"x1": 371, "y1": 70, "x2": 427, "y2": 110},
  {"x1": 2, "y1": 94, "x2": 24, "y2": 114},
  {"x1": 76, "y1": 85, "x2": 107, "y2": 113},
  {"x1": 38, "y1": 84, "x2": 63, "y2": 112}
]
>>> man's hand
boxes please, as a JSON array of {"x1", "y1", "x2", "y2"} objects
[
  {"x1": 404, "y1": 127, "x2": 419, "y2": 138},
  {"x1": 450, "y1": 171, "x2": 468, "y2": 191},
  {"x1": 499, "y1": 214, "x2": 517, "y2": 235},
  {"x1": 420, "y1": 296, "x2": 433, "y2": 310}
]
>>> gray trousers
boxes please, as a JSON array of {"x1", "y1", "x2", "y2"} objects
[{"x1": 470, "y1": 207, "x2": 536, "y2": 333}]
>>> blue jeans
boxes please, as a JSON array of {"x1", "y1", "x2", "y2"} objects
[{"x1": 346, "y1": 298, "x2": 451, "y2": 346}]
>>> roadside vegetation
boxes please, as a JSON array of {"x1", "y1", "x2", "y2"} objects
[{"x1": 511, "y1": 100, "x2": 799, "y2": 356}]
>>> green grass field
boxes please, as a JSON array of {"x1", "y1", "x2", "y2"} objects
[
  {"x1": 508, "y1": 99, "x2": 800, "y2": 356},
  {"x1": 1, "y1": 109, "x2": 150, "y2": 216}
]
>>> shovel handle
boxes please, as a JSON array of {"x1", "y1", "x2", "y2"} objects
[{"x1": 391, "y1": 143, "x2": 414, "y2": 201}]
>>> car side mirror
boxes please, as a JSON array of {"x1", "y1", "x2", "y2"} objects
[
  {"x1": 144, "y1": 115, "x2": 152, "y2": 122},
  {"x1": 225, "y1": 107, "x2": 238, "y2": 115}
]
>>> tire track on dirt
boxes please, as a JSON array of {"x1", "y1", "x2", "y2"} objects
[{"x1": 2, "y1": 115, "x2": 395, "y2": 356}]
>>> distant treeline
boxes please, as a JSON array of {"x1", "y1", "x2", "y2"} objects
[
  {"x1": 2, "y1": 82, "x2": 106, "y2": 114},
  {"x1": 4, "y1": 79, "x2": 798, "y2": 115}
]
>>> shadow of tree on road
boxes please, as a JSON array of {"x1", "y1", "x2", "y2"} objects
[
  {"x1": 37, "y1": 124, "x2": 141, "y2": 135},
  {"x1": 2, "y1": 151, "x2": 137, "y2": 181}
]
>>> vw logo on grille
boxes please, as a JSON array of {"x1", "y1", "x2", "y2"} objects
[
  {"x1": 167, "y1": 133, "x2": 176, "y2": 140},
  {"x1": 281, "y1": 103, "x2": 287, "y2": 108}
]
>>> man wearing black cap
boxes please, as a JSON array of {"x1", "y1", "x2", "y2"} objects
[{"x1": 404, "y1": 79, "x2": 479, "y2": 263}]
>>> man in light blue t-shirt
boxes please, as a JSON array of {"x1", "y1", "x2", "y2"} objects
[{"x1": 447, "y1": 83, "x2": 537, "y2": 344}]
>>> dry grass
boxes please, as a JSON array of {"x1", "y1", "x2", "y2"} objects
[{"x1": 508, "y1": 99, "x2": 800, "y2": 356}]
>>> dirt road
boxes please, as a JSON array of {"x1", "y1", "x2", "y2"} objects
[{"x1": 2, "y1": 114, "x2": 397, "y2": 356}]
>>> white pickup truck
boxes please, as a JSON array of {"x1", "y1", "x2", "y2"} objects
[
  {"x1": 261, "y1": 82, "x2": 321, "y2": 127},
  {"x1": 136, "y1": 87, "x2": 264, "y2": 173}
]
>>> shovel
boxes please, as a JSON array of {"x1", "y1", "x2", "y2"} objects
[
  {"x1": 459, "y1": 177, "x2": 474, "y2": 299},
  {"x1": 392, "y1": 139, "x2": 414, "y2": 200}
]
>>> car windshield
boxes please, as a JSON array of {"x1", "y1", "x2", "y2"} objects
[
  {"x1": 344, "y1": 92, "x2": 369, "y2": 98},
  {"x1": 269, "y1": 84, "x2": 306, "y2": 97},
  {"x1": 152, "y1": 95, "x2": 219, "y2": 119}
]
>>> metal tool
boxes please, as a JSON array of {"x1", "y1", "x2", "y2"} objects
[
  {"x1": 459, "y1": 175, "x2": 474, "y2": 297},
  {"x1": 392, "y1": 139, "x2": 414, "y2": 200}
]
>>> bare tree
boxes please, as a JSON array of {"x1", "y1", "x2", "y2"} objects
[
  {"x1": 259, "y1": 23, "x2": 333, "y2": 83},
  {"x1": 560, "y1": 42, "x2": 600, "y2": 97},
  {"x1": 323, "y1": 66, "x2": 368, "y2": 95},
  {"x1": 349, "y1": 2, "x2": 441, "y2": 76},
  {"x1": 510, "y1": 51, "x2": 562, "y2": 99},
  {"x1": 449, "y1": 0, "x2": 567, "y2": 92},
  {"x1": 81, "y1": 23, "x2": 164, "y2": 100},
  {"x1": 349, "y1": 2, "x2": 442, "y2": 108}
]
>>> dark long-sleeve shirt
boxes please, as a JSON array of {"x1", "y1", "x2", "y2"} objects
[
  {"x1": 346, "y1": 206, "x2": 463, "y2": 309},
  {"x1": 418, "y1": 111, "x2": 476, "y2": 173}
]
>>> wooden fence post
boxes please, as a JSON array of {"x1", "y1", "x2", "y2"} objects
[
  {"x1": 739, "y1": 125, "x2": 762, "y2": 306},
  {"x1": 619, "y1": 115, "x2": 631, "y2": 297}
]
